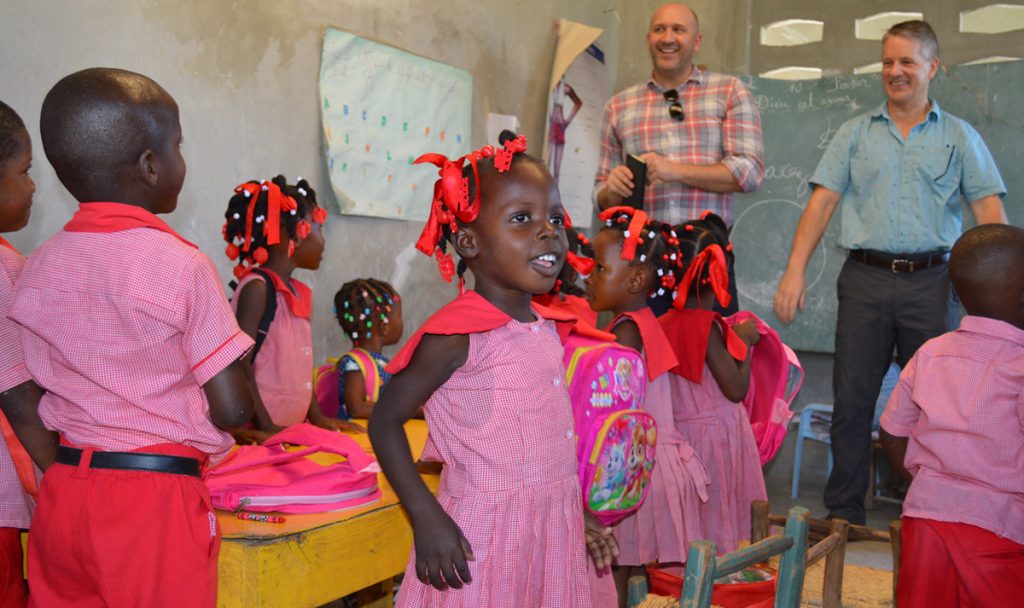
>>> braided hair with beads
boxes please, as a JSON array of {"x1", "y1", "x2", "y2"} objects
[
  {"x1": 674, "y1": 210, "x2": 734, "y2": 309},
  {"x1": 597, "y1": 206, "x2": 685, "y2": 302},
  {"x1": 222, "y1": 175, "x2": 327, "y2": 279},
  {"x1": 413, "y1": 130, "x2": 546, "y2": 290},
  {"x1": 333, "y1": 278, "x2": 400, "y2": 347}
]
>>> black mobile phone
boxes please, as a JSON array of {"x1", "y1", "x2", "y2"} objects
[{"x1": 623, "y1": 154, "x2": 647, "y2": 209}]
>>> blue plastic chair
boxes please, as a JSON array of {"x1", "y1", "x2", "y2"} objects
[{"x1": 790, "y1": 362, "x2": 901, "y2": 499}]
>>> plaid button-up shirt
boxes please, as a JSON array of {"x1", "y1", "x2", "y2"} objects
[{"x1": 594, "y1": 68, "x2": 764, "y2": 225}]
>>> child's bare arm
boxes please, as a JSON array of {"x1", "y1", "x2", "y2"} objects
[
  {"x1": 610, "y1": 319, "x2": 642, "y2": 352},
  {"x1": 306, "y1": 395, "x2": 365, "y2": 433},
  {"x1": 0, "y1": 380, "x2": 57, "y2": 469},
  {"x1": 202, "y1": 358, "x2": 255, "y2": 430},
  {"x1": 233, "y1": 281, "x2": 268, "y2": 363},
  {"x1": 369, "y1": 333, "x2": 472, "y2": 590},
  {"x1": 879, "y1": 428, "x2": 912, "y2": 483},
  {"x1": 706, "y1": 325, "x2": 752, "y2": 402},
  {"x1": 342, "y1": 370, "x2": 375, "y2": 419}
]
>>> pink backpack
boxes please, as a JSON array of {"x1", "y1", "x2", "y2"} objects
[
  {"x1": 563, "y1": 333, "x2": 656, "y2": 526},
  {"x1": 204, "y1": 423, "x2": 382, "y2": 514},
  {"x1": 314, "y1": 349, "x2": 382, "y2": 418},
  {"x1": 725, "y1": 311, "x2": 803, "y2": 465}
]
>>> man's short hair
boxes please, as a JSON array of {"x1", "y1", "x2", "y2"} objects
[{"x1": 883, "y1": 20, "x2": 940, "y2": 61}]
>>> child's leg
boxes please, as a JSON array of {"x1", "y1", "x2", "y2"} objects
[
  {"x1": 29, "y1": 450, "x2": 220, "y2": 608},
  {"x1": 0, "y1": 527, "x2": 26, "y2": 608}
]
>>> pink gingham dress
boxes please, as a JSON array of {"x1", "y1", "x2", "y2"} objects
[
  {"x1": 396, "y1": 317, "x2": 591, "y2": 608},
  {"x1": 0, "y1": 239, "x2": 37, "y2": 529}
]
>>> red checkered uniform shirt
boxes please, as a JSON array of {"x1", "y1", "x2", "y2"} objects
[
  {"x1": 594, "y1": 68, "x2": 764, "y2": 225},
  {"x1": 9, "y1": 203, "x2": 253, "y2": 460}
]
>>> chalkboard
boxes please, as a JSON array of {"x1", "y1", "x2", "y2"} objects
[{"x1": 731, "y1": 60, "x2": 1024, "y2": 353}]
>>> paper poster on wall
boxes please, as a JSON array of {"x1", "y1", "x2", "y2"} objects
[
  {"x1": 319, "y1": 27, "x2": 472, "y2": 220},
  {"x1": 543, "y1": 20, "x2": 608, "y2": 230}
]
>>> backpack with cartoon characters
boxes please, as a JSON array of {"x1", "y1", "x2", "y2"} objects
[{"x1": 563, "y1": 332, "x2": 656, "y2": 526}]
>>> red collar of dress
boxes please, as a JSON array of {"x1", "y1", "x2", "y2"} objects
[
  {"x1": 241, "y1": 268, "x2": 312, "y2": 319},
  {"x1": 386, "y1": 290, "x2": 577, "y2": 375},
  {"x1": 64, "y1": 202, "x2": 197, "y2": 249},
  {"x1": 0, "y1": 236, "x2": 17, "y2": 253},
  {"x1": 609, "y1": 307, "x2": 679, "y2": 381}
]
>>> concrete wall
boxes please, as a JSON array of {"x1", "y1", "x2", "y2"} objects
[{"x1": 0, "y1": 0, "x2": 619, "y2": 361}]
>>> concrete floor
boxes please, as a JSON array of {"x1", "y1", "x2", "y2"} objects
[{"x1": 763, "y1": 424, "x2": 903, "y2": 571}]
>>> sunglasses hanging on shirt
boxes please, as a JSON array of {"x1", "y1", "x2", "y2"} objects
[{"x1": 663, "y1": 89, "x2": 684, "y2": 122}]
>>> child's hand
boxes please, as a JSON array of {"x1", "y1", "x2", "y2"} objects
[
  {"x1": 314, "y1": 417, "x2": 366, "y2": 434},
  {"x1": 583, "y1": 511, "x2": 620, "y2": 570},
  {"x1": 231, "y1": 428, "x2": 272, "y2": 445},
  {"x1": 413, "y1": 510, "x2": 475, "y2": 590},
  {"x1": 732, "y1": 319, "x2": 761, "y2": 347}
]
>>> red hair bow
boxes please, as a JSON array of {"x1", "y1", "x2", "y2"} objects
[
  {"x1": 566, "y1": 251, "x2": 595, "y2": 276},
  {"x1": 598, "y1": 206, "x2": 649, "y2": 261},
  {"x1": 413, "y1": 152, "x2": 481, "y2": 281},
  {"x1": 675, "y1": 244, "x2": 731, "y2": 309}
]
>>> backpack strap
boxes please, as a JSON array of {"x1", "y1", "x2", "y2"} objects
[
  {"x1": 248, "y1": 268, "x2": 278, "y2": 362},
  {"x1": 345, "y1": 348, "x2": 382, "y2": 402},
  {"x1": 0, "y1": 411, "x2": 37, "y2": 498}
]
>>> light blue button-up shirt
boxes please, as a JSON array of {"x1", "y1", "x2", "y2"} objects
[{"x1": 810, "y1": 100, "x2": 1005, "y2": 253}]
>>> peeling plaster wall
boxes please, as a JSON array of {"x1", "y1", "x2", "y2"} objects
[{"x1": 0, "y1": 0, "x2": 620, "y2": 362}]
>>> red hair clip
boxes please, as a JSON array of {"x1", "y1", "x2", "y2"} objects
[
  {"x1": 598, "y1": 206, "x2": 649, "y2": 261},
  {"x1": 494, "y1": 135, "x2": 527, "y2": 173},
  {"x1": 312, "y1": 207, "x2": 327, "y2": 224},
  {"x1": 674, "y1": 244, "x2": 731, "y2": 309}
]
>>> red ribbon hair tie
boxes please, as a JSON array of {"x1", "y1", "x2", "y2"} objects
[
  {"x1": 566, "y1": 251, "x2": 595, "y2": 276},
  {"x1": 674, "y1": 244, "x2": 731, "y2": 309},
  {"x1": 598, "y1": 206, "x2": 649, "y2": 261}
]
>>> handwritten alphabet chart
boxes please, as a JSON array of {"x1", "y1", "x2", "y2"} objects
[{"x1": 319, "y1": 27, "x2": 472, "y2": 220}]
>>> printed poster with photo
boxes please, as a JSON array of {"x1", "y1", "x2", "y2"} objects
[
  {"x1": 319, "y1": 27, "x2": 472, "y2": 220},
  {"x1": 543, "y1": 20, "x2": 609, "y2": 230}
]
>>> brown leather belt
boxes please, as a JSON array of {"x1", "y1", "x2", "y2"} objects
[{"x1": 848, "y1": 249, "x2": 949, "y2": 273}]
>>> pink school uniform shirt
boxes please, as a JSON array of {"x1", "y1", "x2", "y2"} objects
[
  {"x1": 880, "y1": 315, "x2": 1024, "y2": 545},
  {"x1": 230, "y1": 270, "x2": 314, "y2": 427},
  {"x1": 0, "y1": 238, "x2": 36, "y2": 528},
  {"x1": 8, "y1": 203, "x2": 253, "y2": 461}
]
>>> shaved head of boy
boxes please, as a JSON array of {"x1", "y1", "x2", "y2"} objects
[
  {"x1": 39, "y1": 67, "x2": 185, "y2": 213},
  {"x1": 949, "y1": 223, "x2": 1024, "y2": 329}
]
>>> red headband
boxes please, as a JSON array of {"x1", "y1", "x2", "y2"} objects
[
  {"x1": 674, "y1": 244, "x2": 731, "y2": 309},
  {"x1": 598, "y1": 206, "x2": 649, "y2": 261},
  {"x1": 413, "y1": 135, "x2": 528, "y2": 283}
]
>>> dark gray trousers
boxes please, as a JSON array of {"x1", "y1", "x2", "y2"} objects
[{"x1": 824, "y1": 257, "x2": 956, "y2": 524}]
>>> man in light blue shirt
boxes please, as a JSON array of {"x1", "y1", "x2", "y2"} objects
[{"x1": 773, "y1": 20, "x2": 1006, "y2": 525}]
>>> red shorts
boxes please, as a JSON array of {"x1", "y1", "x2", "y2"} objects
[
  {"x1": 27, "y1": 443, "x2": 220, "y2": 608},
  {"x1": 898, "y1": 516, "x2": 1024, "y2": 608},
  {"x1": 0, "y1": 527, "x2": 26, "y2": 608}
]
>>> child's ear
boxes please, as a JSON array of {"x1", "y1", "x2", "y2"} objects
[
  {"x1": 626, "y1": 265, "x2": 652, "y2": 295},
  {"x1": 453, "y1": 227, "x2": 479, "y2": 261},
  {"x1": 137, "y1": 149, "x2": 159, "y2": 188}
]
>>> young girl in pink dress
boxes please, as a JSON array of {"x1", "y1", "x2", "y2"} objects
[
  {"x1": 223, "y1": 176, "x2": 359, "y2": 441},
  {"x1": 658, "y1": 211, "x2": 765, "y2": 553},
  {"x1": 369, "y1": 133, "x2": 615, "y2": 607},
  {"x1": 585, "y1": 206, "x2": 709, "y2": 606}
]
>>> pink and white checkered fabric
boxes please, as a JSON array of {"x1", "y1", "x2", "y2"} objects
[
  {"x1": 397, "y1": 318, "x2": 590, "y2": 607},
  {"x1": 881, "y1": 315, "x2": 1024, "y2": 545},
  {"x1": 0, "y1": 240, "x2": 36, "y2": 528},
  {"x1": 594, "y1": 69, "x2": 764, "y2": 225},
  {"x1": 9, "y1": 227, "x2": 252, "y2": 460}
]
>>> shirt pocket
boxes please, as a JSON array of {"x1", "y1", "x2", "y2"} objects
[{"x1": 919, "y1": 145, "x2": 961, "y2": 202}]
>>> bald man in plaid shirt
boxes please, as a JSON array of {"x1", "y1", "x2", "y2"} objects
[{"x1": 594, "y1": 3, "x2": 763, "y2": 313}]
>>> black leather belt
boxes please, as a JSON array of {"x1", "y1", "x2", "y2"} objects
[
  {"x1": 56, "y1": 445, "x2": 201, "y2": 477},
  {"x1": 848, "y1": 249, "x2": 949, "y2": 273}
]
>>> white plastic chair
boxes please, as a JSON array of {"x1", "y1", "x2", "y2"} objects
[{"x1": 790, "y1": 362, "x2": 901, "y2": 498}]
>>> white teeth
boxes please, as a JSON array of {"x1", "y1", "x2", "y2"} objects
[{"x1": 537, "y1": 254, "x2": 557, "y2": 262}]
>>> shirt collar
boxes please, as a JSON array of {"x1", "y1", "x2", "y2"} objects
[
  {"x1": 958, "y1": 315, "x2": 1024, "y2": 346},
  {"x1": 63, "y1": 202, "x2": 197, "y2": 249},
  {"x1": 646, "y1": 65, "x2": 704, "y2": 93},
  {"x1": 873, "y1": 99, "x2": 942, "y2": 123}
]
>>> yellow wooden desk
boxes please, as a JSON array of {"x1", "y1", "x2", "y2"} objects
[{"x1": 217, "y1": 420, "x2": 435, "y2": 608}]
